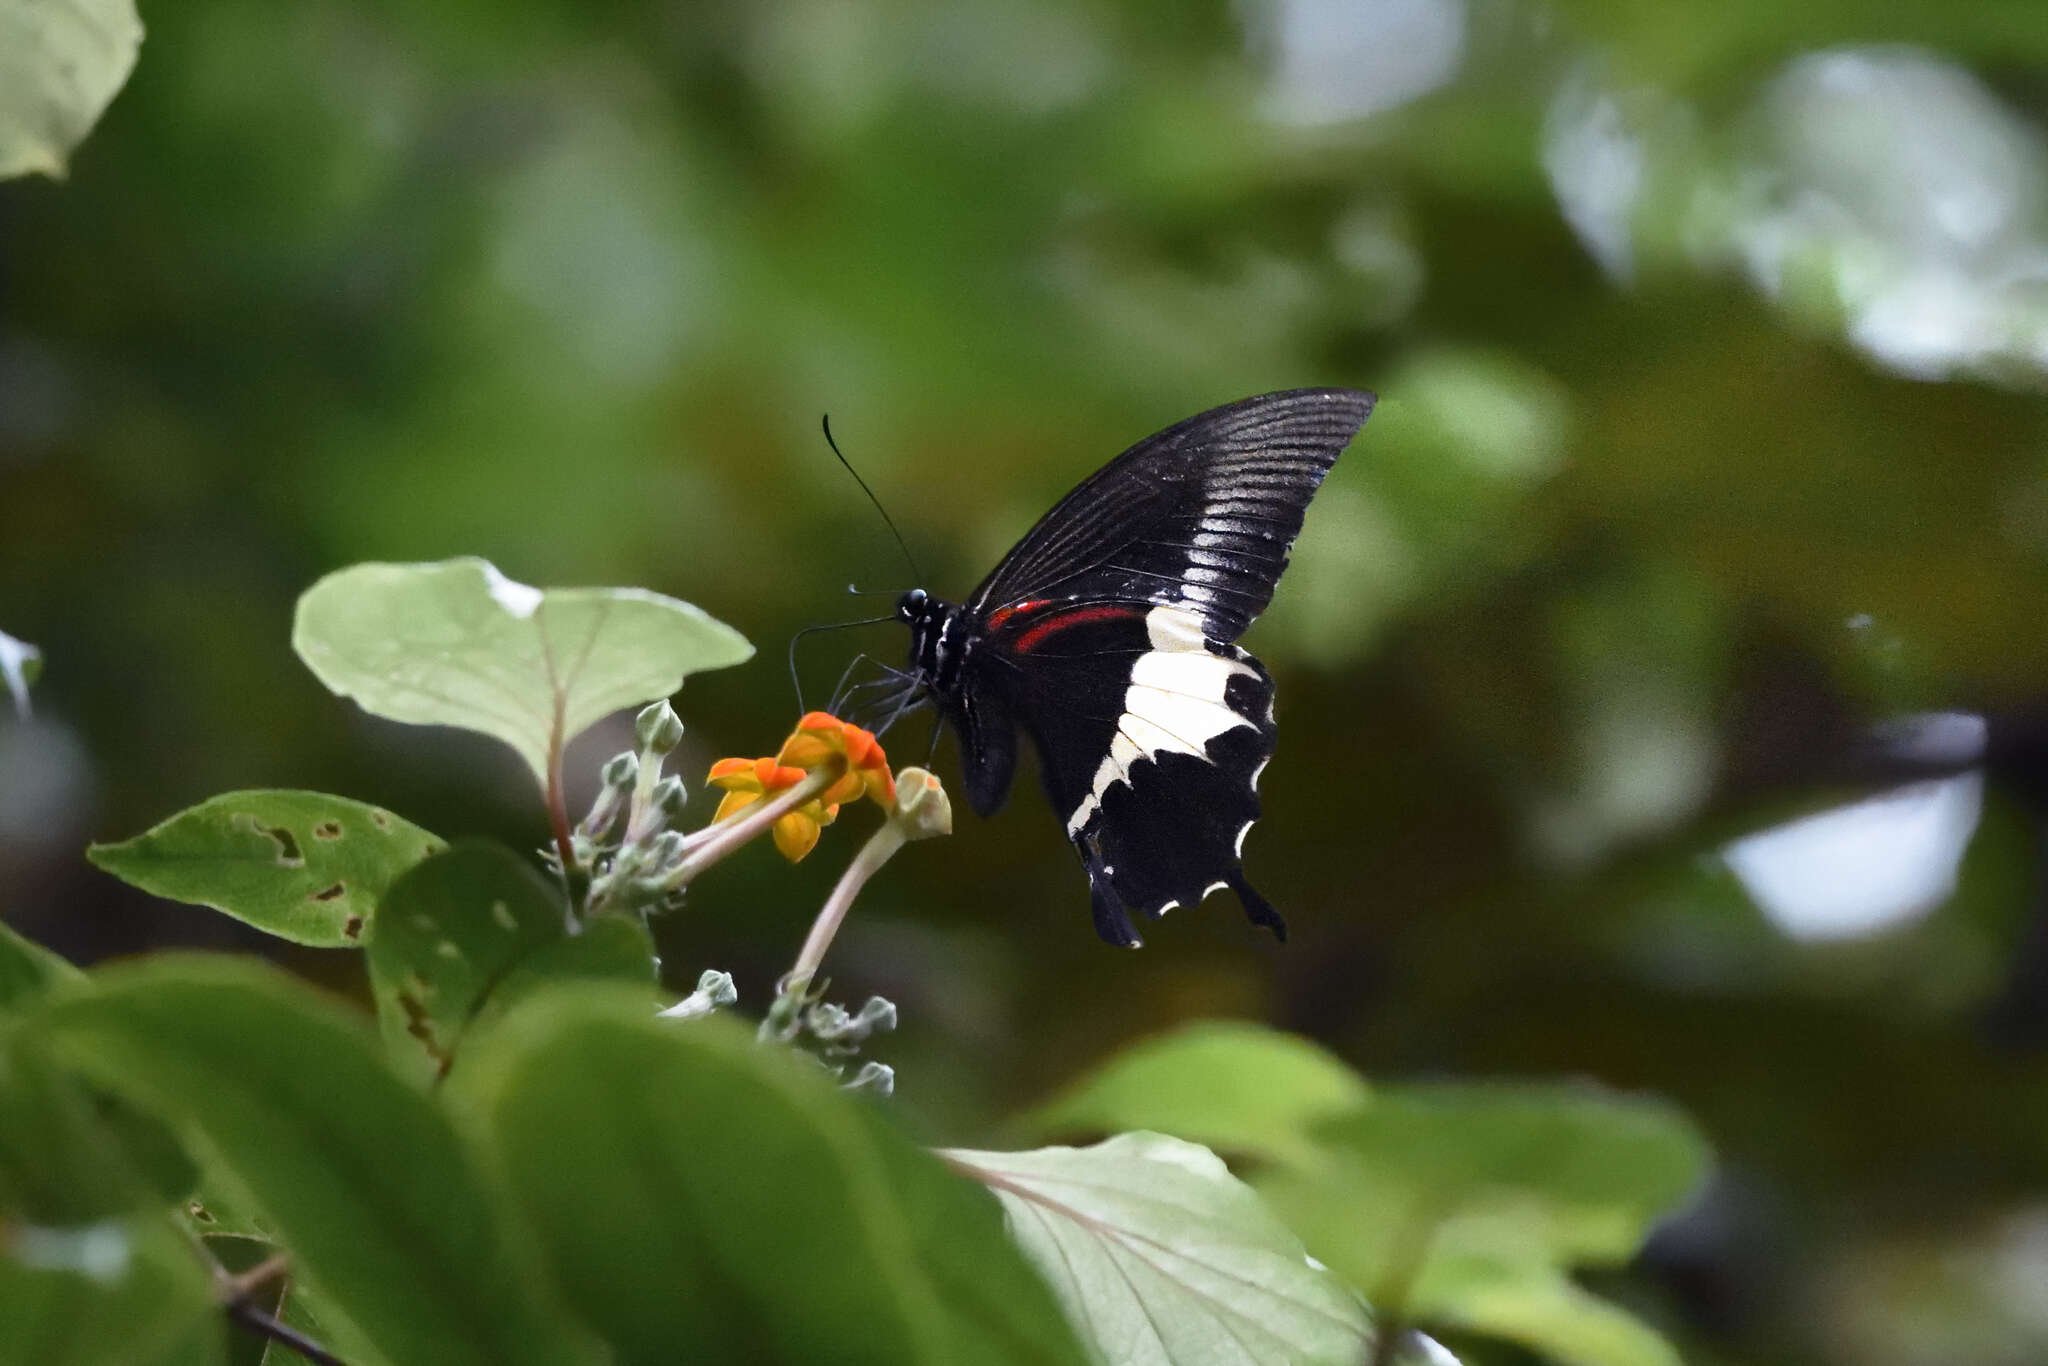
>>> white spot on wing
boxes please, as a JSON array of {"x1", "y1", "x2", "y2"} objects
[{"x1": 1146, "y1": 605, "x2": 1209, "y2": 653}]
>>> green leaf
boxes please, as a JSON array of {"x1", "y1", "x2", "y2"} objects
[
  {"x1": 1256, "y1": 1083, "x2": 1710, "y2": 1366},
  {"x1": 1257, "y1": 1163, "x2": 1683, "y2": 1366},
  {"x1": 199, "y1": 1234, "x2": 375, "y2": 1366},
  {"x1": 0, "y1": 0, "x2": 140, "y2": 181},
  {"x1": 1313, "y1": 1083, "x2": 1709, "y2": 1264},
  {"x1": 0, "y1": 1215, "x2": 221, "y2": 1366},
  {"x1": 291, "y1": 559, "x2": 752, "y2": 788},
  {"x1": 480, "y1": 913, "x2": 657, "y2": 1019},
  {"x1": 0, "y1": 628, "x2": 40, "y2": 718},
  {"x1": 941, "y1": 1133, "x2": 1374, "y2": 1366},
  {"x1": 0, "y1": 1038, "x2": 166, "y2": 1223},
  {"x1": 88, "y1": 791, "x2": 446, "y2": 948},
  {"x1": 1554, "y1": 0, "x2": 2048, "y2": 91},
  {"x1": 0, "y1": 919, "x2": 80, "y2": 1011},
  {"x1": 1023, "y1": 1021, "x2": 1371, "y2": 1163},
  {"x1": 37, "y1": 955, "x2": 601, "y2": 1366},
  {"x1": 180, "y1": 1180, "x2": 276, "y2": 1244},
  {"x1": 0, "y1": 952, "x2": 200, "y2": 1225},
  {"x1": 366, "y1": 843, "x2": 657, "y2": 1080},
  {"x1": 256, "y1": 1280, "x2": 345, "y2": 1366},
  {"x1": 456, "y1": 987, "x2": 1090, "y2": 1366},
  {"x1": 366, "y1": 843, "x2": 568, "y2": 1079}
]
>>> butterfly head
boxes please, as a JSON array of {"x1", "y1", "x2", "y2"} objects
[
  {"x1": 895, "y1": 587, "x2": 977, "y2": 701},
  {"x1": 894, "y1": 587, "x2": 930, "y2": 625}
]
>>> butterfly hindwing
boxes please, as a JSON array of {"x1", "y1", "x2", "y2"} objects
[{"x1": 983, "y1": 601, "x2": 1283, "y2": 946}]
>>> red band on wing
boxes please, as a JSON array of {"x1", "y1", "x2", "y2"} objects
[
  {"x1": 985, "y1": 598, "x2": 1050, "y2": 632},
  {"x1": 1011, "y1": 603, "x2": 1138, "y2": 654}
]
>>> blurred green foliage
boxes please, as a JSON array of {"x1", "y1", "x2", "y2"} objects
[{"x1": 8, "y1": 0, "x2": 2048, "y2": 1362}]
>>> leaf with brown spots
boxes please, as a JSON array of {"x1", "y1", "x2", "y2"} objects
[
  {"x1": 88, "y1": 791, "x2": 445, "y2": 948},
  {"x1": 367, "y1": 842, "x2": 652, "y2": 1083}
]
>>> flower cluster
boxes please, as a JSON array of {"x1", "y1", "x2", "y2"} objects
[{"x1": 707, "y1": 712, "x2": 895, "y2": 862}]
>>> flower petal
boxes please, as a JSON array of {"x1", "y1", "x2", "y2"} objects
[
  {"x1": 778, "y1": 732, "x2": 834, "y2": 768},
  {"x1": 773, "y1": 811, "x2": 822, "y2": 862},
  {"x1": 713, "y1": 789, "x2": 757, "y2": 824},
  {"x1": 707, "y1": 756, "x2": 763, "y2": 790}
]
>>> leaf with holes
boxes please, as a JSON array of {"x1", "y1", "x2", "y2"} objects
[
  {"x1": 0, "y1": 0, "x2": 141, "y2": 181},
  {"x1": 455, "y1": 987, "x2": 1089, "y2": 1366},
  {"x1": 940, "y1": 1133, "x2": 1373, "y2": 1366},
  {"x1": 37, "y1": 955, "x2": 601, "y2": 1366},
  {"x1": 366, "y1": 842, "x2": 655, "y2": 1082},
  {"x1": 1254, "y1": 1083, "x2": 1709, "y2": 1366},
  {"x1": 291, "y1": 559, "x2": 753, "y2": 789},
  {"x1": 88, "y1": 791, "x2": 445, "y2": 948},
  {"x1": 1024, "y1": 1021, "x2": 1370, "y2": 1164}
]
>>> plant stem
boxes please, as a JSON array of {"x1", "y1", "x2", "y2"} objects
[
  {"x1": 544, "y1": 704, "x2": 578, "y2": 902},
  {"x1": 785, "y1": 822, "x2": 905, "y2": 990},
  {"x1": 201, "y1": 1242, "x2": 348, "y2": 1366},
  {"x1": 662, "y1": 768, "x2": 838, "y2": 887},
  {"x1": 225, "y1": 1295, "x2": 350, "y2": 1366}
]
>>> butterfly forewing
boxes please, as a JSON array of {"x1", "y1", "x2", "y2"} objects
[
  {"x1": 919, "y1": 387, "x2": 1374, "y2": 946},
  {"x1": 968, "y1": 388, "x2": 1376, "y2": 643}
]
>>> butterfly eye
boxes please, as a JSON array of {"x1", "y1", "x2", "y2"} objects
[{"x1": 896, "y1": 588, "x2": 927, "y2": 621}]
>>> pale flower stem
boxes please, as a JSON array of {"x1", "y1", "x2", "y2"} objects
[
  {"x1": 664, "y1": 768, "x2": 838, "y2": 887},
  {"x1": 785, "y1": 823, "x2": 906, "y2": 991}
]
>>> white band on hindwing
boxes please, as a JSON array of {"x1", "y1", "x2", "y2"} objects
[{"x1": 1064, "y1": 605, "x2": 1257, "y2": 836}]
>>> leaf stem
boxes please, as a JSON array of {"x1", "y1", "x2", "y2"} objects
[{"x1": 544, "y1": 703, "x2": 580, "y2": 913}]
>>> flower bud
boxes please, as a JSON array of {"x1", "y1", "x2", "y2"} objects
[
  {"x1": 658, "y1": 968, "x2": 740, "y2": 1021},
  {"x1": 648, "y1": 774, "x2": 687, "y2": 822},
  {"x1": 806, "y1": 1002, "x2": 853, "y2": 1040},
  {"x1": 635, "y1": 700, "x2": 685, "y2": 756},
  {"x1": 643, "y1": 829, "x2": 686, "y2": 868},
  {"x1": 842, "y1": 1061, "x2": 895, "y2": 1098},
  {"x1": 694, "y1": 968, "x2": 739, "y2": 1008},
  {"x1": 579, "y1": 751, "x2": 640, "y2": 841},
  {"x1": 888, "y1": 768, "x2": 952, "y2": 841}
]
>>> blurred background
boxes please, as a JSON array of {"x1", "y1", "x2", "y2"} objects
[{"x1": 7, "y1": 0, "x2": 2048, "y2": 1360}]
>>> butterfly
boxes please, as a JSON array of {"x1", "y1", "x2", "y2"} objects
[{"x1": 881, "y1": 388, "x2": 1375, "y2": 948}]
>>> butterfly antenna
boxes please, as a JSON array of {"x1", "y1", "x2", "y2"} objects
[
  {"x1": 788, "y1": 617, "x2": 896, "y2": 714},
  {"x1": 822, "y1": 415, "x2": 925, "y2": 586}
]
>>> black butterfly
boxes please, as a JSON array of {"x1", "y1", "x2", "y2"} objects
[{"x1": 876, "y1": 388, "x2": 1374, "y2": 948}]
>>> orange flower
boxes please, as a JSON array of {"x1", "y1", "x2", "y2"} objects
[
  {"x1": 776, "y1": 711, "x2": 895, "y2": 808},
  {"x1": 706, "y1": 756, "x2": 839, "y2": 862}
]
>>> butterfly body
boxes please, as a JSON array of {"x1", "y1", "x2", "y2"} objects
[{"x1": 893, "y1": 388, "x2": 1375, "y2": 947}]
